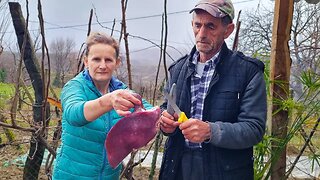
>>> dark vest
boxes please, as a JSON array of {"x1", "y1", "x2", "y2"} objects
[{"x1": 159, "y1": 44, "x2": 264, "y2": 180}]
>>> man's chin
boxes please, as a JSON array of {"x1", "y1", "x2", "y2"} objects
[
  {"x1": 196, "y1": 42, "x2": 209, "y2": 49},
  {"x1": 196, "y1": 46, "x2": 211, "y2": 54}
]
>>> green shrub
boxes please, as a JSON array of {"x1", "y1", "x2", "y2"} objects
[
  {"x1": 0, "y1": 83, "x2": 14, "y2": 108},
  {"x1": 0, "y1": 68, "x2": 7, "y2": 83}
]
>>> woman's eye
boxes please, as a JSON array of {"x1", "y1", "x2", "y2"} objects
[
  {"x1": 92, "y1": 58, "x2": 100, "y2": 62},
  {"x1": 105, "y1": 58, "x2": 113, "y2": 62}
]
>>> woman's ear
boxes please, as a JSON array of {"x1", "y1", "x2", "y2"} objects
[
  {"x1": 116, "y1": 58, "x2": 121, "y2": 68},
  {"x1": 84, "y1": 56, "x2": 88, "y2": 68}
]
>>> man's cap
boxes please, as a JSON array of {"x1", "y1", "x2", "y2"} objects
[{"x1": 190, "y1": 0, "x2": 235, "y2": 20}]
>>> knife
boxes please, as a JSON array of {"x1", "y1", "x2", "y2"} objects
[{"x1": 164, "y1": 84, "x2": 188, "y2": 123}]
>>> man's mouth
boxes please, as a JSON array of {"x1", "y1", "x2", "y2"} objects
[{"x1": 197, "y1": 41, "x2": 208, "y2": 44}]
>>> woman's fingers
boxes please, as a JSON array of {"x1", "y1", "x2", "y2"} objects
[
  {"x1": 111, "y1": 90, "x2": 142, "y2": 113},
  {"x1": 116, "y1": 109, "x2": 132, "y2": 116}
]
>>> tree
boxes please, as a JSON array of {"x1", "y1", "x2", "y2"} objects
[
  {"x1": 239, "y1": 1, "x2": 320, "y2": 98},
  {"x1": 9, "y1": 2, "x2": 53, "y2": 179},
  {"x1": 237, "y1": 3, "x2": 273, "y2": 57},
  {"x1": 50, "y1": 37, "x2": 75, "y2": 87},
  {"x1": 290, "y1": 2, "x2": 320, "y2": 98}
]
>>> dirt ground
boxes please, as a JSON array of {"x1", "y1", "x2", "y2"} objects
[
  {"x1": 0, "y1": 132, "x2": 159, "y2": 180},
  {"x1": 0, "y1": 105, "x2": 162, "y2": 180},
  {"x1": 0, "y1": 145, "x2": 159, "y2": 180}
]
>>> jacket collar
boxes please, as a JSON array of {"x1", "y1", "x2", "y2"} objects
[{"x1": 82, "y1": 69, "x2": 126, "y2": 95}]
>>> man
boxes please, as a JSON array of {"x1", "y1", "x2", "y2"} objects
[{"x1": 158, "y1": 0, "x2": 267, "y2": 179}]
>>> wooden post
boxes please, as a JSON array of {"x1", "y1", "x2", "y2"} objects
[{"x1": 269, "y1": 0, "x2": 294, "y2": 179}]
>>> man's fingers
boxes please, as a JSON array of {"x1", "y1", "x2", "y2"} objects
[
  {"x1": 179, "y1": 119, "x2": 211, "y2": 143},
  {"x1": 161, "y1": 115, "x2": 179, "y2": 126},
  {"x1": 159, "y1": 111, "x2": 180, "y2": 134},
  {"x1": 179, "y1": 118, "x2": 194, "y2": 130},
  {"x1": 161, "y1": 110, "x2": 172, "y2": 118}
]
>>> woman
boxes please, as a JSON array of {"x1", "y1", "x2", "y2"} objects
[{"x1": 53, "y1": 32, "x2": 151, "y2": 179}]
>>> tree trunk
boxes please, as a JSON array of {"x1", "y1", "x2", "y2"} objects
[
  {"x1": 269, "y1": 0, "x2": 294, "y2": 179},
  {"x1": 9, "y1": 2, "x2": 48, "y2": 180}
]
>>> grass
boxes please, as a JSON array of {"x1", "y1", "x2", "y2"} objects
[
  {"x1": 287, "y1": 128, "x2": 320, "y2": 155},
  {"x1": 0, "y1": 83, "x2": 14, "y2": 108},
  {"x1": 0, "y1": 82, "x2": 61, "y2": 105},
  {"x1": 0, "y1": 82, "x2": 62, "y2": 133}
]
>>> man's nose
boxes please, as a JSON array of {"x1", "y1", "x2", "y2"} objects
[{"x1": 198, "y1": 26, "x2": 207, "y2": 37}]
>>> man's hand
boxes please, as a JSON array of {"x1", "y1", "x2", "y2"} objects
[
  {"x1": 159, "y1": 110, "x2": 180, "y2": 134},
  {"x1": 179, "y1": 118, "x2": 211, "y2": 143}
]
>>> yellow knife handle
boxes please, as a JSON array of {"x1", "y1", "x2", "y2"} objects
[{"x1": 178, "y1": 112, "x2": 188, "y2": 123}]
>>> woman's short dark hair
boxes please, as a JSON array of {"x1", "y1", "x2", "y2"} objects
[{"x1": 85, "y1": 32, "x2": 119, "y2": 58}]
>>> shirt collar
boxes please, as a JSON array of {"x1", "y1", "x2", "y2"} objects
[{"x1": 191, "y1": 50, "x2": 221, "y2": 67}]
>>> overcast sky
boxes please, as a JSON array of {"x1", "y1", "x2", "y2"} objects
[{"x1": 2, "y1": 0, "x2": 274, "y2": 53}]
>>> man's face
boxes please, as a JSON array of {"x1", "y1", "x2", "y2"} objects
[{"x1": 192, "y1": 10, "x2": 234, "y2": 60}]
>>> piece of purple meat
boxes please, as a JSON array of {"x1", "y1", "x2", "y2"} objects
[{"x1": 105, "y1": 100, "x2": 160, "y2": 168}]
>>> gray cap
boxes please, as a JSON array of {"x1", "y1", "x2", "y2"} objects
[{"x1": 190, "y1": 0, "x2": 235, "y2": 20}]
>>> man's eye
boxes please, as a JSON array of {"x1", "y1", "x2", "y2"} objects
[
  {"x1": 207, "y1": 24, "x2": 215, "y2": 30},
  {"x1": 194, "y1": 23, "x2": 201, "y2": 28}
]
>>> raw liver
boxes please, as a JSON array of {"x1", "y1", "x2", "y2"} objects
[{"x1": 105, "y1": 96, "x2": 160, "y2": 168}]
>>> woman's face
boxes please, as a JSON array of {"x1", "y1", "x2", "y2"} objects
[{"x1": 84, "y1": 43, "x2": 120, "y2": 85}]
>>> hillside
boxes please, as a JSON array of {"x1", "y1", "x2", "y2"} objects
[
  {"x1": 0, "y1": 46, "x2": 189, "y2": 84},
  {"x1": 129, "y1": 47, "x2": 189, "y2": 82}
]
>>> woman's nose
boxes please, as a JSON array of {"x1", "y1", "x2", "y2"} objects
[{"x1": 99, "y1": 61, "x2": 107, "y2": 69}]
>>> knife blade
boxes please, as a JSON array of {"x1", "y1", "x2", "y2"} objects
[{"x1": 164, "y1": 91, "x2": 188, "y2": 123}]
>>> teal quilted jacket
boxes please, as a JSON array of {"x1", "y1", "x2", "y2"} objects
[{"x1": 53, "y1": 70, "x2": 152, "y2": 180}]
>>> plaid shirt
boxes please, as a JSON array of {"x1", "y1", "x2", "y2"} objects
[
  {"x1": 191, "y1": 51, "x2": 220, "y2": 120},
  {"x1": 186, "y1": 51, "x2": 220, "y2": 148}
]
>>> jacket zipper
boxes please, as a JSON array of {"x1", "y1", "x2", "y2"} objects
[{"x1": 99, "y1": 113, "x2": 110, "y2": 180}]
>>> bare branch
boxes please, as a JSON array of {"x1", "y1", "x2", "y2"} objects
[{"x1": 0, "y1": 121, "x2": 35, "y2": 132}]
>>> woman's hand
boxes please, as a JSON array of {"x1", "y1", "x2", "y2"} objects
[
  {"x1": 109, "y1": 90, "x2": 142, "y2": 116},
  {"x1": 84, "y1": 90, "x2": 142, "y2": 121}
]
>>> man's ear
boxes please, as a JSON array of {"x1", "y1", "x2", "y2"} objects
[{"x1": 224, "y1": 23, "x2": 235, "y2": 39}]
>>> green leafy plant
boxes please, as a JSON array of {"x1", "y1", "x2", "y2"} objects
[{"x1": 253, "y1": 69, "x2": 320, "y2": 180}]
